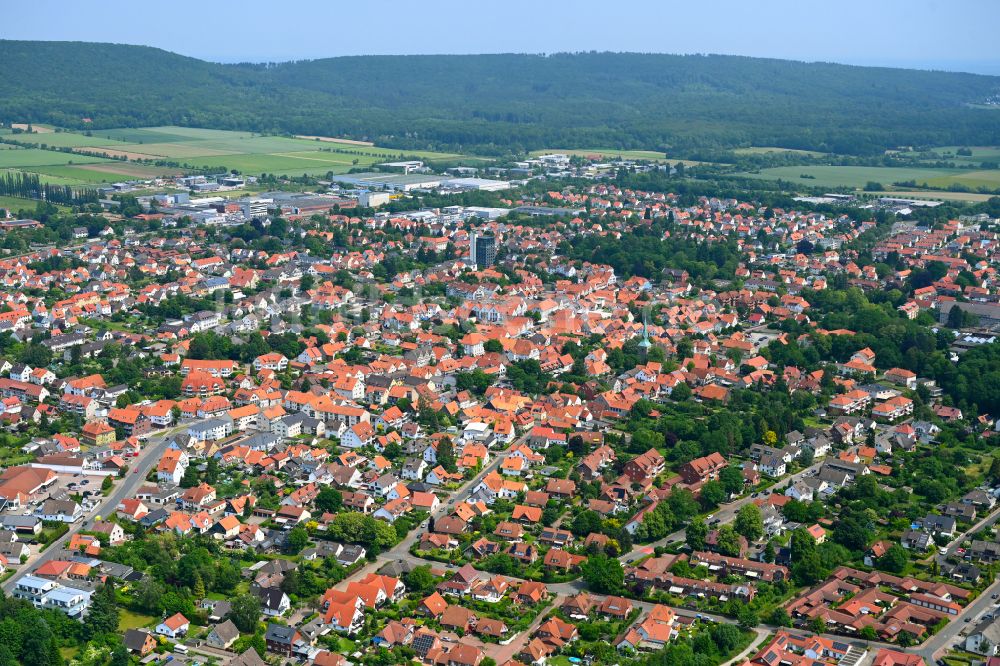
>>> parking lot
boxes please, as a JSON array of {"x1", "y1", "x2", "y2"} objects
[{"x1": 11, "y1": 472, "x2": 109, "y2": 519}]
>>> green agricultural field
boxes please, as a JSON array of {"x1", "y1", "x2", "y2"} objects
[
  {"x1": 181, "y1": 150, "x2": 374, "y2": 175},
  {"x1": 870, "y1": 190, "x2": 996, "y2": 203},
  {"x1": 0, "y1": 147, "x2": 108, "y2": 168},
  {"x1": 925, "y1": 169, "x2": 1000, "y2": 190},
  {"x1": 0, "y1": 168, "x2": 92, "y2": 187},
  {"x1": 740, "y1": 165, "x2": 970, "y2": 189},
  {"x1": 31, "y1": 162, "x2": 171, "y2": 183},
  {"x1": 8, "y1": 131, "x2": 126, "y2": 148},
  {"x1": 920, "y1": 145, "x2": 1000, "y2": 164},
  {"x1": 6, "y1": 126, "x2": 468, "y2": 178},
  {"x1": 93, "y1": 127, "x2": 201, "y2": 144}
]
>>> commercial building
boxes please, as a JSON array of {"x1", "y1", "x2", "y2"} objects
[
  {"x1": 360, "y1": 191, "x2": 393, "y2": 207},
  {"x1": 238, "y1": 198, "x2": 273, "y2": 220},
  {"x1": 469, "y1": 232, "x2": 497, "y2": 269}
]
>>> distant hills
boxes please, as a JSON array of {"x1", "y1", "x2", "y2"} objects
[{"x1": 2, "y1": 40, "x2": 999, "y2": 155}]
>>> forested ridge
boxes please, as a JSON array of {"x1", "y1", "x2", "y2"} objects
[{"x1": 2, "y1": 40, "x2": 1000, "y2": 155}]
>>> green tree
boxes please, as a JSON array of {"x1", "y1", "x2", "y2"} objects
[
  {"x1": 84, "y1": 582, "x2": 120, "y2": 640},
  {"x1": 204, "y1": 456, "x2": 220, "y2": 484},
  {"x1": 686, "y1": 518, "x2": 708, "y2": 552},
  {"x1": 699, "y1": 480, "x2": 726, "y2": 509},
  {"x1": 719, "y1": 466, "x2": 744, "y2": 496},
  {"x1": 436, "y1": 438, "x2": 456, "y2": 473},
  {"x1": 228, "y1": 594, "x2": 262, "y2": 633},
  {"x1": 285, "y1": 526, "x2": 309, "y2": 554},
  {"x1": 736, "y1": 605, "x2": 758, "y2": 629},
  {"x1": 988, "y1": 456, "x2": 1000, "y2": 483},
  {"x1": 180, "y1": 464, "x2": 199, "y2": 488},
  {"x1": 877, "y1": 544, "x2": 909, "y2": 574},
  {"x1": 315, "y1": 486, "x2": 343, "y2": 514},
  {"x1": 671, "y1": 382, "x2": 692, "y2": 401},
  {"x1": 192, "y1": 574, "x2": 206, "y2": 600},
  {"x1": 570, "y1": 511, "x2": 603, "y2": 537},
  {"x1": 403, "y1": 565, "x2": 436, "y2": 595},
  {"x1": 668, "y1": 488, "x2": 699, "y2": 522},
  {"x1": 581, "y1": 554, "x2": 624, "y2": 594},
  {"x1": 714, "y1": 524, "x2": 742, "y2": 557},
  {"x1": 768, "y1": 608, "x2": 791, "y2": 627},
  {"x1": 734, "y1": 503, "x2": 764, "y2": 542}
]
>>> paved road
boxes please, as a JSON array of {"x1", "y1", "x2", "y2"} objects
[
  {"x1": 327, "y1": 441, "x2": 512, "y2": 596},
  {"x1": 917, "y1": 575, "x2": 1000, "y2": 662},
  {"x1": 938, "y1": 503, "x2": 1000, "y2": 562},
  {"x1": 2, "y1": 425, "x2": 182, "y2": 593},
  {"x1": 623, "y1": 460, "x2": 824, "y2": 563}
]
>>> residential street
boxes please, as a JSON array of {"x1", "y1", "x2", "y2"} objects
[
  {"x1": 623, "y1": 460, "x2": 824, "y2": 563},
  {"x1": 916, "y1": 575, "x2": 1000, "y2": 663},
  {"x1": 2, "y1": 425, "x2": 183, "y2": 594}
]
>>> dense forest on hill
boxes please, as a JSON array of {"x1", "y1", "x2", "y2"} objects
[{"x1": 2, "y1": 40, "x2": 1000, "y2": 155}]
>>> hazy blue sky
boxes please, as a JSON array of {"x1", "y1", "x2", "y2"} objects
[{"x1": 4, "y1": 0, "x2": 1000, "y2": 74}]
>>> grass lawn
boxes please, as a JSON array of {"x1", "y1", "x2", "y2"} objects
[
  {"x1": 119, "y1": 609, "x2": 155, "y2": 631},
  {"x1": 59, "y1": 647, "x2": 79, "y2": 661},
  {"x1": 334, "y1": 637, "x2": 356, "y2": 653},
  {"x1": 9, "y1": 131, "x2": 127, "y2": 149}
]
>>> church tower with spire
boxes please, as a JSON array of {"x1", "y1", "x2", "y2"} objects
[{"x1": 638, "y1": 309, "x2": 652, "y2": 362}]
